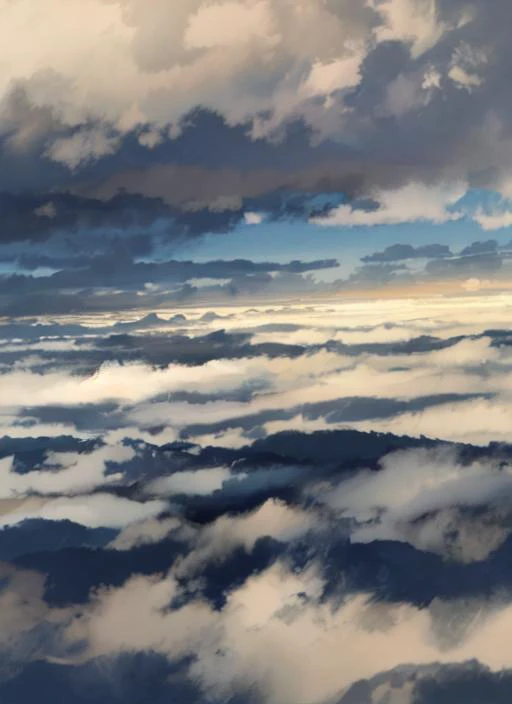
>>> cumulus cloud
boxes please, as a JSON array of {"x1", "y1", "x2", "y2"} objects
[
  {"x1": 318, "y1": 446, "x2": 512, "y2": 559},
  {"x1": 0, "y1": 0, "x2": 503, "y2": 204},
  {"x1": 474, "y1": 208, "x2": 512, "y2": 230},
  {"x1": 0, "y1": 0, "x2": 373, "y2": 150},
  {"x1": 312, "y1": 183, "x2": 465, "y2": 227},
  {"x1": 61, "y1": 559, "x2": 512, "y2": 703},
  {"x1": 324, "y1": 446, "x2": 512, "y2": 520}
]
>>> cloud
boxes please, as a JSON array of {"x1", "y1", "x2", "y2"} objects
[
  {"x1": 0, "y1": 0, "x2": 500, "y2": 204},
  {"x1": 183, "y1": 1, "x2": 277, "y2": 50},
  {"x1": 372, "y1": 0, "x2": 447, "y2": 59},
  {"x1": 312, "y1": 183, "x2": 465, "y2": 227},
  {"x1": 362, "y1": 243, "x2": 452, "y2": 262},
  {"x1": 174, "y1": 499, "x2": 315, "y2": 578},
  {"x1": 474, "y1": 208, "x2": 512, "y2": 230},
  {"x1": 425, "y1": 251, "x2": 503, "y2": 278},
  {"x1": 0, "y1": 357, "x2": 268, "y2": 406},
  {"x1": 0, "y1": 0, "x2": 373, "y2": 148},
  {"x1": 350, "y1": 396, "x2": 512, "y2": 445},
  {"x1": 33, "y1": 201, "x2": 57, "y2": 219},
  {"x1": 45, "y1": 128, "x2": 121, "y2": 170},
  {"x1": 460, "y1": 277, "x2": 490, "y2": 291},
  {"x1": 6, "y1": 270, "x2": 512, "y2": 702},
  {"x1": 243, "y1": 212, "x2": 264, "y2": 225},
  {"x1": 60, "y1": 558, "x2": 512, "y2": 703},
  {"x1": 460, "y1": 240, "x2": 498, "y2": 256},
  {"x1": 0, "y1": 254, "x2": 340, "y2": 314},
  {"x1": 319, "y1": 446, "x2": 512, "y2": 558},
  {"x1": 146, "y1": 467, "x2": 236, "y2": 497},
  {"x1": 0, "y1": 493, "x2": 167, "y2": 529},
  {"x1": 107, "y1": 517, "x2": 181, "y2": 551},
  {"x1": 0, "y1": 440, "x2": 134, "y2": 497}
]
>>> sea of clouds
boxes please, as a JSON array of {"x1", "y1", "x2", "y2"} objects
[{"x1": 2, "y1": 294, "x2": 512, "y2": 702}]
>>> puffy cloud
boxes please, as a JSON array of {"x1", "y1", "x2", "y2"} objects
[
  {"x1": 61, "y1": 559, "x2": 512, "y2": 703},
  {"x1": 372, "y1": 0, "x2": 447, "y2": 59},
  {"x1": 174, "y1": 499, "x2": 316, "y2": 578},
  {"x1": 107, "y1": 517, "x2": 182, "y2": 550},
  {"x1": 318, "y1": 446, "x2": 512, "y2": 560},
  {"x1": 0, "y1": 0, "x2": 495, "y2": 202},
  {"x1": 0, "y1": 493, "x2": 166, "y2": 529},
  {"x1": 0, "y1": 441, "x2": 134, "y2": 497},
  {"x1": 183, "y1": 1, "x2": 278, "y2": 50},
  {"x1": 0, "y1": 358, "x2": 263, "y2": 406},
  {"x1": 350, "y1": 396, "x2": 512, "y2": 445},
  {"x1": 146, "y1": 467, "x2": 236, "y2": 497},
  {"x1": 0, "y1": 0, "x2": 371, "y2": 148},
  {"x1": 474, "y1": 208, "x2": 512, "y2": 230},
  {"x1": 45, "y1": 128, "x2": 121, "y2": 170},
  {"x1": 243, "y1": 211, "x2": 264, "y2": 225},
  {"x1": 312, "y1": 183, "x2": 466, "y2": 227}
]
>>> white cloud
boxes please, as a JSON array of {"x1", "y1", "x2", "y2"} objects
[
  {"x1": 355, "y1": 506, "x2": 510, "y2": 563},
  {"x1": 449, "y1": 64, "x2": 481, "y2": 89},
  {"x1": 107, "y1": 516, "x2": 182, "y2": 550},
  {"x1": 312, "y1": 182, "x2": 466, "y2": 227},
  {"x1": 449, "y1": 42, "x2": 487, "y2": 91},
  {"x1": 137, "y1": 129, "x2": 164, "y2": 149},
  {"x1": 0, "y1": 441, "x2": 134, "y2": 498},
  {"x1": 146, "y1": 467, "x2": 237, "y2": 497},
  {"x1": 324, "y1": 447, "x2": 510, "y2": 517},
  {"x1": 175, "y1": 499, "x2": 316, "y2": 579},
  {"x1": 0, "y1": 358, "x2": 267, "y2": 407},
  {"x1": 244, "y1": 211, "x2": 264, "y2": 225},
  {"x1": 351, "y1": 397, "x2": 512, "y2": 445},
  {"x1": 473, "y1": 207, "x2": 512, "y2": 230},
  {"x1": 183, "y1": 1, "x2": 278, "y2": 50},
  {"x1": 301, "y1": 53, "x2": 363, "y2": 98},
  {"x1": 372, "y1": 0, "x2": 448, "y2": 58},
  {"x1": 0, "y1": 0, "x2": 373, "y2": 155},
  {"x1": 0, "y1": 493, "x2": 166, "y2": 529},
  {"x1": 45, "y1": 127, "x2": 121, "y2": 169},
  {"x1": 62, "y1": 559, "x2": 512, "y2": 703}
]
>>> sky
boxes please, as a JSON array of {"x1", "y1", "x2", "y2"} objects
[
  {"x1": 4, "y1": 0, "x2": 512, "y2": 312},
  {"x1": 4, "y1": 1, "x2": 512, "y2": 703}
]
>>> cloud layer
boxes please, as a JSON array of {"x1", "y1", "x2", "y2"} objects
[{"x1": 0, "y1": 298, "x2": 512, "y2": 701}]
